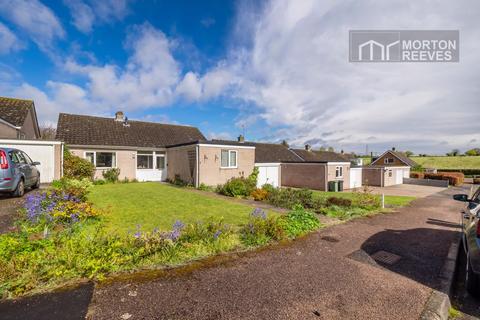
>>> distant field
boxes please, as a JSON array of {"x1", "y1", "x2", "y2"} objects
[
  {"x1": 359, "y1": 156, "x2": 480, "y2": 169},
  {"x1": 410, "y1": 156, "x2": 480, "y2": 169}
]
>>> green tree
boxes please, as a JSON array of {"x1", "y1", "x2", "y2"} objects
[
  {"x1": 465, "y1": 148, "x2": 480, "y2": 156},
  {"x1": 404, "y1": 150, "x2": 414, "y2": 157},
  {"x1": 319, "y1": 146, "x2": 326, "y2": 151},
  {"x1": 327, "y1": 146, "x2": 334, "y2": 152}
]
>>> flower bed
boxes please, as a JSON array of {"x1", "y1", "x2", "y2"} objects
[{"x1": 0, "y1": 179, "x2": 322, "y2": 299}]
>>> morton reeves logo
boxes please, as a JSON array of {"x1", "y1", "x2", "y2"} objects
[{"x1": 349, "y1": 30, "x2": 459, "y2": 62}]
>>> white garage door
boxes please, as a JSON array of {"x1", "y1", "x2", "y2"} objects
[
  {"x1": 350, "y1": 168, "x2": 362, "y2": 189},
  {"x1": 395, "y1": 168, "x2": 404, "y2": 184},
  {"x1": 0, "y1": 139, "x2": 62, "y2": 183},
  {"x1": 256, "y1": 164, "x2": 280, "y2": 188}
]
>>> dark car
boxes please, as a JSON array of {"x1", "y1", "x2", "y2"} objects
[
  {"x1": 454, "y1": 188, "x2": 480, "y2": 296},
  {"x1": 0, "y1": 148, "x2": 41, "y2": 197}
]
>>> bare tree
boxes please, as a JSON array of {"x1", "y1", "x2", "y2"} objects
[{"x1": 40, "y1": 124, "x2": 57, "y2": 140}]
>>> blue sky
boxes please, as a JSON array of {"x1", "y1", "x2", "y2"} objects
[{"x1": 0, "y1": 0, "x2": 479, "y2": 154}]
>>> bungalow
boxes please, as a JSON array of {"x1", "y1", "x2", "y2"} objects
[
  {"x1": 254, "y1": 142, "x2": 352, "y2": 191},
  {"x1": 363, "y1": 149, "x2": 417, "y2": 187},
  {"x1": 56, "y1": 112, "x2": 255, "y2": 186}
]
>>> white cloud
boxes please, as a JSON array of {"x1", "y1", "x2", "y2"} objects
[
  {"x1": 225, "y1": 0, "x2": 480, "y2": 153},
  {"x1": 64, "y1": 0, "x2": 130, "y2": 33},
  {"x1": 63, "y1": 0, "x2": 94, "y2": 33},
  {"x1": 0, "y1": 0, "x2": 64, "y2": 51},
  {"x1": 0, "y1": 22, "x2": 22, "y2": 54}
]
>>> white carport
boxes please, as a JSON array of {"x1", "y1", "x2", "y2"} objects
[
  {"x1": 255, "y1": 163, "x2": 281, "y2": 188},
  {"x1": 0, "y1": 139, "x2": 63, "y2": 183}
]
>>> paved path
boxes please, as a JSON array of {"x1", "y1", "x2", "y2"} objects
[
  {"x1": 0, "y1": 194, "x2": 24, "y2": 233},
  {"x1": 83, "y1": 186, "x2": 466, "y2": 320},
  {"x1": 350, "y1": 184, "x2": 447, "y2": 198}
]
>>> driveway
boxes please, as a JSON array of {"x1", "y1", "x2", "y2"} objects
[
  {"x1": 0, "y1": 194, "x2": 24, "y2": 233},
  {"x1": 354, "y1": 184, "x2": 448, "y2": 198}
]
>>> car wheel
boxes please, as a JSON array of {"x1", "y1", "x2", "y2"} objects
[
  {"x1": 466, "y1": 253, "x2": 480, "y2": 297},
  {"x1": 32, "y1": 175, "x2": 40, "y2": 189},
  {"x1": 13, "y1": 179, "x2": 25, "y2": 197}
]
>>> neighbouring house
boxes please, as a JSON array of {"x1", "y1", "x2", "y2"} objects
[
  {"x1": 55, "y1": 112, "x2": 256, "y2": 186},
  {"x1": 0, "y1": 97, "x2": 41, "y2": 139},
  {"x1": 363, "y1": 148, "x2": 418, "y2": 187},
  {"x1": 0, "y1": 97, "x2": 62, "y2": 182},
  {"x1": 254, "y1": 142, "x2": 353, "y2": 191}
]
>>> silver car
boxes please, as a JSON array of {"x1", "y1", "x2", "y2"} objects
[{"x1": 0, "y1": 147, "x2": 41, "y2": 197}]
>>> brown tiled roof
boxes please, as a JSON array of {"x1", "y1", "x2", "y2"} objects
[
  {"x1": 254, "y1": 143, "x2": 304, "y2": 163},
  {"x1": 56, "y1": 113, "x2": 206, "y2": 148},
  {"x1": 0, "y1": 97, "x2": 34, "y2": 127},
  {"x1": 292, "y1": 149, "x2": 350, "y2": 162}
]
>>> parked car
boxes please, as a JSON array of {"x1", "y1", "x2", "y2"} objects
[
  {"x1": 454, "y1": 188, "x2": 480, "y2": 296},
  {"x1": 0, "y1": 148, "x2": 41, "y2": 197}
]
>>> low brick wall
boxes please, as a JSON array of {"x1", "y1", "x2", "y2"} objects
[
  {"x1": 403, "y1": 178, "x2": 448, "y2": 188},
  {"x1": 281, "y1": 163, "x2": 327, "y2": 191}
]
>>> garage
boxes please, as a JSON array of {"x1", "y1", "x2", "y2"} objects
[
  {"x1": 350, "y1": 167, "x2": 362, "y2": 189},
  {"x1": 0, "y1": 139, "x2": 63, "y2": 183},
  {"x1": 256, "y1": 163, "x2": 280, "y2": 187}
]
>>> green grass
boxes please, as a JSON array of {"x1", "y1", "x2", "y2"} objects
[
  {"x1": 312, "y1": 191, "x2": 416, "y2": 208},
  {"x1": 411, "y1": 156, "x2": 480, "y2": 169},
  {"x1": 88, "y1": 182, "x2": 263, "y2": 234}
]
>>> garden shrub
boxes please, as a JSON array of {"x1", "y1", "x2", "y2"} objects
[
  {"x1": 326, "y1": 197, "x2": 352, "y2": 207},
  {"x1": 251, "y1": 188, "x2": 268, "y2": 201},
  {"x1": 240, "y1": 208, "x2": 286, "y2": 246},
  {"x1": 169, "y1": 174, "x2": 189, "y2": 187},
  {"x1": 217, "y1": 177, "x2": 253, "y2": 197},
  {"x1": 93, "y1": 179, "x2": 106, "y2": 185},
  {"x1": 63, "y1": 148, "x2": 95, "y2": 180},
  {"x1": 410, "y1": 172, "x2": 425, "y2": 179},
  {"x1": 261, "y1": 183, "x2": 276, "y2": 194},
  {"x1": 278, "y1": 205, "x2": 321, "y2": 238},
  {"x1": 320, "y1": 205, "x2": 371, "y2": 221},
  {"x1": 216, "y1": 168, "x2": 259, "y2": 198},
  {"x1": 266, "y1": 188, "x2": 315, "y2": 209},
  {"x1": 51, "y1": 178, "x2": 93, "y2": 201},
  {"x1": 102, "y1": 168, "x2": 120, "y2": 183},
  {"x1": 350, "y1": 192, "x2": 381, "y2": 210}
]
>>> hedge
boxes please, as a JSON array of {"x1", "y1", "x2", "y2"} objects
[
  {"x1": 424, "y1": 172, "x2": 464, "y2": 186},
  {"x1": 437, "y1": 169, "x2": 480, "y2": 176}
]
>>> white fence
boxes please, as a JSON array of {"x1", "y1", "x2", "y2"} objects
[{"x1": 0, "y1": 139, "x2": 63, "y2": 183}]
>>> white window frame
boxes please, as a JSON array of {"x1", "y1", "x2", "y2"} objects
[
  {"x1": 156, "y1": 154, "x2": 166, "y2": 170},
  {"x1": 137, "y1": 151, "x2": 154, "y2": 170},
  {"x1": 84, "y1": 151, "x2": 117, "y2": 169},
  {"x1": 220, "y1": 150, "x2": 238, "y2": 169},
  {"x1": 384, "y1": 157, "x2": 394, "y2": 164},
  {"x1": 335, "y1": 166, "x2": 343, "y2": 178}
]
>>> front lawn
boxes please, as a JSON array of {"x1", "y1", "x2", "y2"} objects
[
  {"x1": 312, "y1": 191, "x2": 415, "y2": 208},
  {"x1": 88, "y1": 182, "x2": 262, "y2": 233}
]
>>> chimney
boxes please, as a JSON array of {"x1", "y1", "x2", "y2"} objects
[
  {"x1": 115, "y1": 111, "x2": 125, "y2": 122},
  {"x1": 237, "y1": 134, "x2": 245, "y2": 143},
  {"x1": 281, "y1": 140, "x2": 289, "y2": 147},
  {"x1": 341, "y1": 149, "x2": 344, "y2": 154},
  {"x1": 305, "y1": 144, "x2": 312, "y2": 151},
  {"x1": 392, "y1": 147, "x2": 396, "y2": 151}
]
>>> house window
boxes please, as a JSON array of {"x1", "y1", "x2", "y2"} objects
[
  {"x1": 221, "y1": 150, "x2": 237, "y2": 168},
  {"x1": 85, "y1": 152, "x2": 95, "y2": 164},
  {"x1": 156, "y1": 155, "x2": 165, "y2": 170},
  {"x1": 388, "y1": 170, "x2": 393, "y2": 177},
  {"x1": 384, "y1": 158, "x2": 394, "y2": 164},
  {"x1": 137, "y1": 152, "x2": 153, "y2": 169},
  {"x1": 335, "y1": 166, "x2": 343, "y2": 178},
  {"x1": 96, "y1": 152, "x2": 116, "y2": 168}
]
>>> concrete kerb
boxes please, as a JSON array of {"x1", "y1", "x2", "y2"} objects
[{"x1": 420, "y1": 232, "x2": 462, "y2": 320}]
